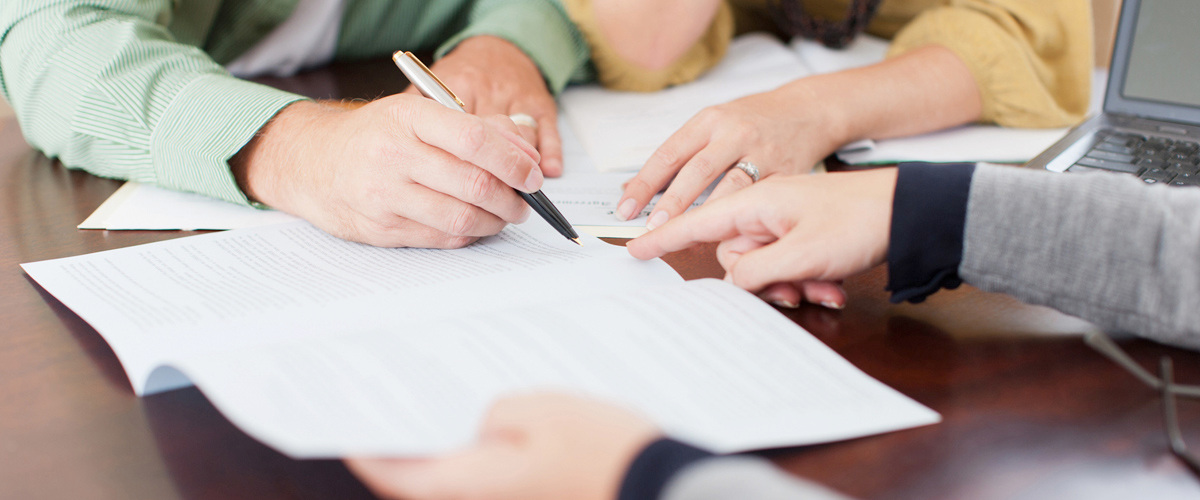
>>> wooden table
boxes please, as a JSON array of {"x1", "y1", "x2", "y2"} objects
[{"x1": 2, "y1": 59, "x2": 1198, "y2": 499}]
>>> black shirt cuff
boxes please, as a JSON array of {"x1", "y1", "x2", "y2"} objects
[
  {"x1": 886, "y1": 162, "x2": 976, "y2": 303},
  {"x1": 618, "y1": 438, "x2": 716, "y2": 500}
]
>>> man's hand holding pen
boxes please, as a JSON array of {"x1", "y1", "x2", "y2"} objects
[{"x1": 230, "y1": 96, "x2": 542, "y2": 248}]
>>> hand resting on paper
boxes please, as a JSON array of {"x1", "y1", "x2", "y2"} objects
[
  {"x1": 231, "y1": 96, "x2": 541, "y2": 248},
  {"x1": 615, "y1": 46, "x2": 980, "y2": 230},
  {"x1": 627, "y1": 168, "x2": 899, "y2": 310},
  {"x1": 345, "y1": 393, "x2": 660, "y2": 500}
]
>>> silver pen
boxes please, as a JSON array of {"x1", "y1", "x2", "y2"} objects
[{"x1": 392, "y1": 51, "x2": 581, "y2": 246}]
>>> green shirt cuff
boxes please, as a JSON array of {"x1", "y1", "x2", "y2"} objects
[
  {"x1": 435, "y1": 0, "x2": 591, "y2": 94},
  {"x1": 152, "y1": 74, "x2": 308, "y2": 206}
]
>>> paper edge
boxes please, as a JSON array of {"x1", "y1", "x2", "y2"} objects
[
  {"x1": 78, "y1": 181, "x2": 140, "y2": 229},
  {"x1": 577, "y1": 225, "x2": 647, "y2": 239}
]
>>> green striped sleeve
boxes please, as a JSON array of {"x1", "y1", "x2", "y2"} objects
[
  {"x1": 0, "y1": 1, "x2": 306, "y2": 205},
  {"x1": 435, "y1": 0, "x2": 594, "y2": 94}
]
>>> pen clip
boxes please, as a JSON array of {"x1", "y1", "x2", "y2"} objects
[{"x1": 401, "y1": 51, "x2": 465, "y2": 109}]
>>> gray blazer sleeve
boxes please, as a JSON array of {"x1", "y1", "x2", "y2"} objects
[
  {"x1": 661, "y1": 456, "x2": 852, "y2": 500},
  {"x1": 961, "y1": 165, "x2": 1200, "y2": 350}
]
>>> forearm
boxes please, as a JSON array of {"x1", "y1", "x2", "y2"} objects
[
  {"x1": 961, "y1": 166, "x2": 1200, "y2": 350},
  {"x1": 887, "y1": 0, "x2": 1092, "y2": 127},
  {"x1": 0, "y1": 1, "x2": 305, "y2": 205},
  {"x1": 800, "y1": 45, "x2": 981, "y2": 148},
  {"x1": 592, "y1": 0, "x2": 722, "y2": 71}
]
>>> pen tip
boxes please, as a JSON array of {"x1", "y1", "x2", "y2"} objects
[{"x1": 571, "y1": 238, "x2": 583, "y2": 247}]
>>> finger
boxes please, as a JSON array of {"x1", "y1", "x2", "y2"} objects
[
  {"x1": 345, "y1": 449, "x2": 505, "y2": 500},
  {"x1": 406, "y1": 149, "x2": 531, "y2": 224},
  {"x1": 345, "y1": 458, "x2": 439, "y2": 500},
  {"x1": 535, "y1": 109, "x2": 564, "y2": 178},
  {"x1": 797, "y1": 281, "x2": 847, "y2": 309},
  {"x1": 409, "y1": 102, "x2": 543, "y2": 194},
  {"x1": 347, "y1": 214, "x2": 480, "y2": 249},
  {"x1": 715, "y1": 234, "x2": 767, "y2": 271},
  {"x1": 381, "y1": 185, "x2": 510, "y2": 238},
  {"x1": 615, "y1": 119, "x2": 711, "y2": 221},
  {"x1": 644, "y1": 142, "x2": 743, "y2": 229},
  {"x1": 726, "y1": 238, "x2": 828, "y2": 292},
  {"x1": 707, "y1": 166, "x2": 756, "y2": 202},
  {"x1": 483, "y1": 115, "x2": 540, "y2": 163},
  {"x1": 626, "y1": 193, "x2": 753, "y2": 260},
  {"x1": 511, "y1": 115, "x2": 540, "y2": 148},
  {"x1": 758, "y1": 282, "x2": 803, "y2": 308}
]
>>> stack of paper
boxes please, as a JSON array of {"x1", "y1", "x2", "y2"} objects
[{"x1": 23, "y1": 221, "x2": 939, "y2": 457}]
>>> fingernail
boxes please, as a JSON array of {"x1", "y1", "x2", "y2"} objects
[
  {"x1": 771, "y1": 300, "x2": 800, "y2": 309},
  {"x1": 821, "y1": 301, "x2": 844, "y2": 310},
  {"x1": 646, "y1": 211, "x2": 669, "y2": 230},
  {"x1": 616, "y1": 198, "x2": 637, "y2": 221},
  {"x1": 523, "y1": 168, "x2": 543, "y2": 193}
]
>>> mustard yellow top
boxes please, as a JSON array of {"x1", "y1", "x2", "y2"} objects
[{"x1": 561, "y1": 0, "x2": 1093, "y2": 128}]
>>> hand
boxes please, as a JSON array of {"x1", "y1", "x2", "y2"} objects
[
  {"x1": 345, "y1": 393, "x2": 661, "y2": 500},
  {"x1": 422, "y1": 36, "x2": 564, "y2": 177},
  {"x1": 615, "y1": 45, "x2": 983, "y2": 231},
  {"x1": 231, "y1": 96, "x2": 542, "y2": 248},
  {"x1": 615, "y1": 80, "x2": 848, "y2": 228},
  {"x1": 626, "y1": 169, "x2": 899, "y2": 309}
]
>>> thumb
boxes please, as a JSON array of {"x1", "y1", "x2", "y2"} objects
[
  {"x1": 347, "y1": 444, "x2": 517, "y2": 500},
  {"x1": 726, "y1": 237, "x2": 822, "y2": 293}
]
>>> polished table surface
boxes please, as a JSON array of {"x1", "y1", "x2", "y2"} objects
[{"x1": 2, "y1": 59, "x2": 1199, "y2": 499}]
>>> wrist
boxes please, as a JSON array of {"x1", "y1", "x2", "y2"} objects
[
  {"x1": 230, "y1": 100, "x2": 330, "y2": 212},
  {"x1": 779, "y1": 78, "x2": 858, "y2": 153},
  {"x1": 618, "y1": 438, "x2": 716, "y2": 500}
]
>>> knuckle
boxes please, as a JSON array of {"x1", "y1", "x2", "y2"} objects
[
  {"x1": 688, "y1": 155, "x2": 717, "y2": 176},
  {"x1": 458, "y1": 120, "x2": 489, "y2": 156},
  {"x1": 649, "y1": 146, "x2": 682, "y2": 169},
  {"x1": 499, "y1": 148, "x2": 528, "y2": 182},
  {"x1": 696, "y1": 107, "x2": 723, "y2": 123},
  {"x1": 464, "y1": 168, "x2": 497, "y2": 204},
  {"x1": 656, "y1": 193, "x2": 687, "y2": 213},
  {"x1": 447, "y1": 207, "x2": 479, "y2": 236},
  {"x1": 624, "y1": 176, "x2": 658, "y2": 198},
  {"x1": 731, "y1": 122, "x2": 758, "y2": 143},
  {"x1": 441, "y1": 235, "x2": 476, "y2": 249}
]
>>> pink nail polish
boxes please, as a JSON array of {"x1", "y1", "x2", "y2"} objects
[
  {"x1": 646, "y1": 211, "x2": 669, "y2": 230},
  {"x1": 616, "y1": 198, "x2": 637, "y2": 221}
]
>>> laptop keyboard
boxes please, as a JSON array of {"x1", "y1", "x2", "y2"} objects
[{"x1": 1067, "y1": 130, "x2": 1200, "y2": 186}]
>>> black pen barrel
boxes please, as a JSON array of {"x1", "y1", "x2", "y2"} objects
[{"x1": 519, "y1": 190, "x2": 579, "y2": 241}]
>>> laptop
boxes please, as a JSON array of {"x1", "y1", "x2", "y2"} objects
[{"x1": 1027, "y1": 0, "x2": 1200, "y2": 186}]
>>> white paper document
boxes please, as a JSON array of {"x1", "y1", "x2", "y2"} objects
[
  {"x1": 23, "y1": 220, "x2": 938, "y2": 458},
  {"x1": 542, "y1": 121, "x2": 710, "y2": 238},
  {"x1": 79, "y1": 181, "x2": 300, "y2": 230}
]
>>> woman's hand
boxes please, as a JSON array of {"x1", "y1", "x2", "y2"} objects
[
  {"x1": 616, "y1": 81, "x2": 847, "y2": 229},
  {"x1": 627, "y1": 169, "x2": 899, "y2": 309},
  {"x1": 617, "y1": 45, "x2": 982, "y2": 231}
]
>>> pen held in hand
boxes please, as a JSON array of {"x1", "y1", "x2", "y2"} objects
[{"x1": 392, "y1": 51, "x2": 581, "y2": 246}]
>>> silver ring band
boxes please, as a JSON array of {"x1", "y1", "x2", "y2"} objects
[
  {"x1": 508, "y1": 113, "x2": 538, "y2": 130},
  {"x1": 732, "y1": 161, "x2": 760, "y2": 182}
]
